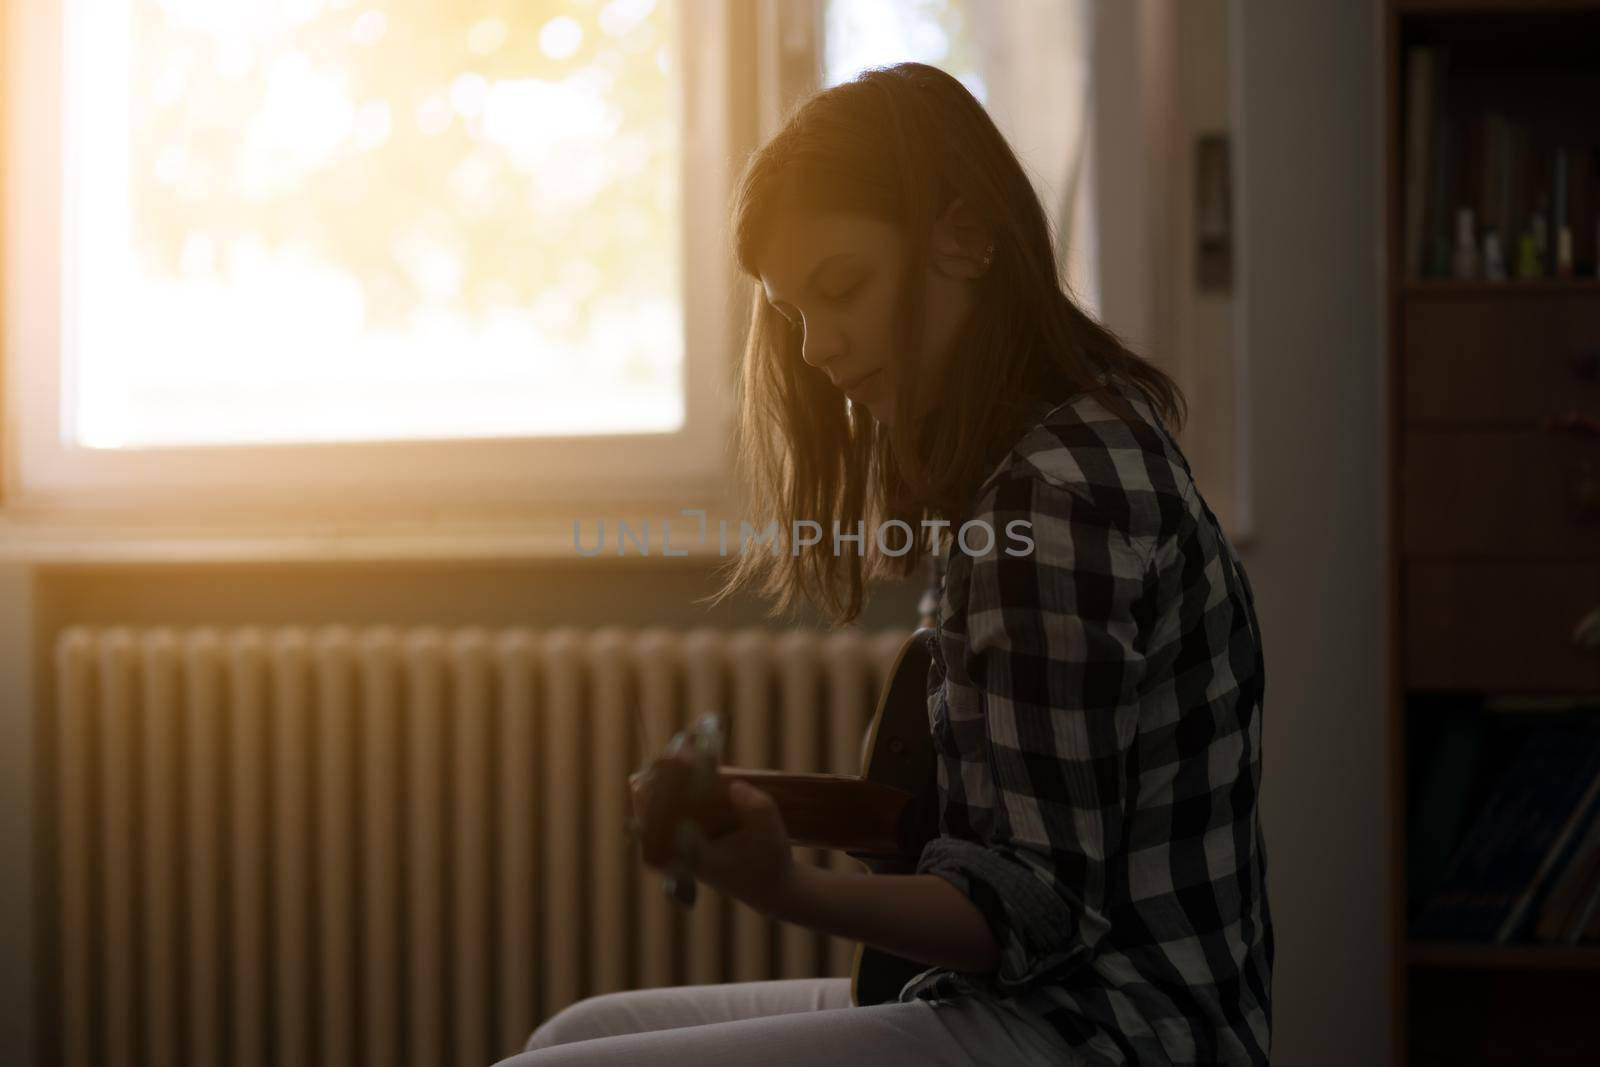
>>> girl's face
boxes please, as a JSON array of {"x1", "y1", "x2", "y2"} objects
[{"x1": 754, "y1": 203, "x2": 988, "y2": 427}]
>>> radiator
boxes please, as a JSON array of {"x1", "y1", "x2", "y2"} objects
[{"x1": 51, "y1": 624, "x2": 913, "y2": 1067}]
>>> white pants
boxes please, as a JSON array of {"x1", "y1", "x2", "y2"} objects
[{"x1": 493, "y1": 978, "x2": 1072, "y2": 1066}]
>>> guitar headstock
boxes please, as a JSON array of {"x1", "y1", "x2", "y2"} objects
[{"x1": 627, "y1": 711, "x2": 737, "y2": 909}]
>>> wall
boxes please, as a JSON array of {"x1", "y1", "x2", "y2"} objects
[
  {"x1": 1088, "y1": 0, "x2": 1156, "y2": 360},
  {"x1": 1095, "y1": 2, "x2": 1390, "y2": 1061},
  {"x1": 1230, "y1": 1, "x2": 1389, "y2": 1063},
  {"x1": 1089, "y1": 0, "x2": 1246, "y2": 543},
  {"x1": 0, "y1": 565, "x2": 34, "y2": 1066},
  {"x1": 1167, "y1": 0, "x2": 1244, "y2": 541}
]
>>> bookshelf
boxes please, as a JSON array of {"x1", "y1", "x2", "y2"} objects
[{"x1": 1384, "y1": 1, "x2": 1600, "y2": 1064}]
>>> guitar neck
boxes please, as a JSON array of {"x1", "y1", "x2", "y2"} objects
[
  {"x1": 628, "y1": 628, "x2": 937, "y2": 877},
  {"x1": 725, "y1": 769, "x2": 914, "y2": 856},
  {"x1": 626, "y1": 766, "x2": 915, "y2": 858}
]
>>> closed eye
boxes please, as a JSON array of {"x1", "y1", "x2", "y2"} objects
[{"x1": 769, "y1": 278, "x2": 860, "y2": 332}]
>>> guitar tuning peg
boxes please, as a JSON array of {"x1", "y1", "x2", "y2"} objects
[
  {"x1": 664, "y1": 867, "x2": 697, "y2": 908},
  {"x1": 674, "y1": 819, "x2": 702, "y2": 866},
  {"x1": 688, "y1": 712, "x2": 725, "y2": 761},
  {"x1": 661, "y1": 818, "x2": 703, "y2": 910}
]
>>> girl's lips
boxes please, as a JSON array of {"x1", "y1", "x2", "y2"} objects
[{"x1": 844, "y1": 369, "x2": 883, "y2": 401}]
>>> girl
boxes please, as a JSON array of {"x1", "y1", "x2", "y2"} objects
[{"x1": 502, "y1": 61, "x2": 1271, "y2": 1067}]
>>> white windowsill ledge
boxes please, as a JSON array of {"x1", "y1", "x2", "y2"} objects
[
  {"x1": 0, "y1": 504, "x2": 753, "y2": 566},
  {"x1": 0, "y1": 502, "x2": 1260, "y2": 566}
]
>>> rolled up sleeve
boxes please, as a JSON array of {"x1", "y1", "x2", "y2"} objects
[{"x1": 917, "y1": 469, "x2": 1152, "y2": 990}]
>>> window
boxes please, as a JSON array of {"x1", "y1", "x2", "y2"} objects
[
  {"x1": 3, "y1": 0, "x2": 1102, "y2": 531},
  {"x1": 77, "y1": 0, "x2": 683, "y2": 449},
  {"x1": 822, "y1": 0, "x2": 984, "y2": 98},
  {"x1": 820, "y1": 0, "x2": 1097, "y2": 320},
  {"x1": 5, "y1": 0, "x2": 737, "y2": 513}
]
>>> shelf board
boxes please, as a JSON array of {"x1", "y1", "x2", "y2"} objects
[
  {"x1": 1392, "y1": 0, "x2": 1600, "y2": 12},
  {"x1": 1408, "y1": 942, "x2": 1600, "y2": 970},
  {"x1": 1400, "y1": 278, "x2": 1600, "y2": 298}
]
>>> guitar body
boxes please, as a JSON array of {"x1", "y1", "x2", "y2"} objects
[{"x1": 846, "y1": 627, "x2": 941, "y2": 1006}]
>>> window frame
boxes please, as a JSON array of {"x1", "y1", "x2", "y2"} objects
[{"x1": 2, "y1": 0, "x2": 743, "y2": 522}]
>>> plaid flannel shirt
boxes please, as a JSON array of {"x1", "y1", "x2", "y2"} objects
[{"x1": 901, "y1": 377, "x2": 1273, "y2": 1066}]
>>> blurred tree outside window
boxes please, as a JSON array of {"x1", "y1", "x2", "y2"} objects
[
  {"x1": 68, "y1": 0, "x2": 682, "y2": 449},
  {"x1": 822, "y1": 0, "x2": 982, "y2": 99}
]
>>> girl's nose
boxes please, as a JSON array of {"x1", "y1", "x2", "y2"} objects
[{"x1": 799, "y1": 319, "x2": 843, "y2": 372}]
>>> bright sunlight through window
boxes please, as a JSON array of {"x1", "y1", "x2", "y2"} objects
[
  {"x1": 822, "y1": 0, "x2": 982, "y2": 100},
  {"x1": 65, "y1": 0, "x2": 682, "y2": 450}
]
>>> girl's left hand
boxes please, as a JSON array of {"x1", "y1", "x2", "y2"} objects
[{"x1": 686, "y1": 780, "x2": 797, "y2": 916}]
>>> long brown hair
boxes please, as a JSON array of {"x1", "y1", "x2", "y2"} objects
[{"x1": 706, "y1": 62, "x2": 1185, "y2": 626}]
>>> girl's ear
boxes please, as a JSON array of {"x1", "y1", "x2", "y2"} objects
[{"x1": 930, "y1": 195, "x2": 992, "y2": 278}]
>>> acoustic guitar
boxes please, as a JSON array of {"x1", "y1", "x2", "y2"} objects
[{"x1": 628, "y1": 627, "x2": 941, "y2": 1006}]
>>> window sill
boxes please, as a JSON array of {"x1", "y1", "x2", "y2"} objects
[
  {"x1": 0, "y1": 499, "x2": 750, "y2": 566},
  {"x1": 0, "y1": 506, "x2": 1259, "y2": 565}
]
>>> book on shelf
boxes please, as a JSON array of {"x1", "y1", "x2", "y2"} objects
[
  {"x1": 1411, "y1": 723, "x2": 1600, "y2": 944},
  {"x1": 1401, "y1": 44, "x2": 1600, "y2": 282},
  {"x1": 1403, "y1": 45, "x2": 1436, "y2": 282},
  {"x1": 1563, "y1": 860, "x2": 1600, "y2": 943},
  {"x1": 1405, "y1": 707, "x2": 1487, "y2": 911},
  {"x1": 1531, "y1": 791, "x2": 1600, "y2": 943},
  {"x1": 1582, "y1": 873, "x2": 1600, "y2": 942}
]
